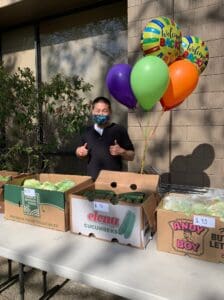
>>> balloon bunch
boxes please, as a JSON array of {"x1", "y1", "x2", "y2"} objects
[{"x1": 106, "y1": 16, "x2": 209, "y2": 173}]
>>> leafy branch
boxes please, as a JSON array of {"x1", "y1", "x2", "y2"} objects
[{"x1": 0, "y1": 66, "x2": 92, "y2": 173}]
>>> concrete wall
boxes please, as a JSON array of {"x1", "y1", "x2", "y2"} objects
[{"x1": 127, "y1": 0, "x2": 224, "y2": 188}]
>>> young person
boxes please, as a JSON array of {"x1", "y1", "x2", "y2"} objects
[{"x1": 75, "y1": 96, "x2": 135, "y2": 180}]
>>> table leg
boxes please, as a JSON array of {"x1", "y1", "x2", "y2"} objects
[
  {"x1": 19, "y1": 263, "x2": 25, "y2": 300},
  {"x1": 0, "y1": 259, "x2": 19, "y2": 293},
  {"x1": 42, "y1": 271, "x2": 47, "y2": 294},
  {"x1": 39, "y1": 278, "x2": 70, "y2": 300},
  {"x1": 8, "y1": 259, "x2": 12, "y2": 278}
]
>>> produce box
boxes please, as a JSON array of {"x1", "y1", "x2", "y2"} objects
[
  {"x1": 4, "y1": 173, "x2": 92, "y2": 231},
  {"x1": 157, "y1": 189, "x2": 224, "y2": 263},
  {"x1": 70, "y1": 170, "x2": 160, "y2": 248},
  {"x1": 0, "y1": 170, "x2": 28, "y2": 213}
]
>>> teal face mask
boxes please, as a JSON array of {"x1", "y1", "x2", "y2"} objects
[{"x1": 92, "y1": 114, "x2": 110, "y2": 125}]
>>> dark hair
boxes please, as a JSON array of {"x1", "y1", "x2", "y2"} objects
[{"x1": 92, "y1": 96, "x2": 111, "y2": 110}]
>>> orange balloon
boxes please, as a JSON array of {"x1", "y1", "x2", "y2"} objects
[{"x1": 160, "y1": 59, "x2": 199, "y2": 111}]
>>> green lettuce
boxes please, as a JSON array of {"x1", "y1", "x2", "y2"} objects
[
  {"x1": 55, "y1": 180, "x2": 76, "y2": 192},
  {"x1": 23, "y1": 179, "x2": 42, "y2": 188},
  {"x1": 0, "y1": 175, "x2": 11, "y2": 182},
  {"x1": 40, "y1": 181, "x2": 57, "y2": 191},
  {"x1": 23, "y1": 178, "x2": 75, "y2": 192}
]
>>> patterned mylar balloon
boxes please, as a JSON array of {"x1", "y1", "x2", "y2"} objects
[
  {"x1": 180, "y1": 36, "x2": 209, "y2": 74},
  {"x1": 141, "y1": 16, "x2": 182, "y2": 65}
]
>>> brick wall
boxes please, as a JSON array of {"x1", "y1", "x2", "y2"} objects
[{"x1": 127, "y1": 0, "x2": 224, "y2": 188}]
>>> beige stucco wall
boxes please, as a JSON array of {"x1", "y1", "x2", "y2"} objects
[
  {"x1": 40, "y1": 2, "x2": 127, "y2": 111},
  {"x1": 127, "y1": 0, "x2": 224, "y2": 188},
  {"x1": 1, "y1": 26, "x2": 35, "y2": 72},
  {"x1": 0, "y1": 0, "x2": 21, "y2": 8}
]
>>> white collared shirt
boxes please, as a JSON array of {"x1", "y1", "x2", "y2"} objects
[{"x1": 94, "y1": 123, "x2": 104, "y2": 136}]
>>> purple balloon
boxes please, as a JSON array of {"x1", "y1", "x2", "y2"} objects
[{"x1": 106, "y1": 64, "x2": 137, "y2": 109}]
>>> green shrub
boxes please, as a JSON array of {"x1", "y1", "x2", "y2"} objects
[{"x1": 0, "y1": 66, "x2": 92, "y2": 172}]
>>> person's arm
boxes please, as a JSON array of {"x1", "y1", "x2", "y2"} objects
[
  {"x1": 109, "y1": 140, "x2": 135, "y2": 161},
  {"x1": 120, "y1": 149, "x2": 135, "y2": 161},
  {"x1": 75, "y1": 143, "x2": 88, "y2": 158}
]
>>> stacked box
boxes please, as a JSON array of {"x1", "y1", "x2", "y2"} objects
[
  {"x1": 4, "y1": 173, "x2": 92, "y2": 231},
  {"x1": 70, "y1": 170, "x2": 160, "y2": 248}
]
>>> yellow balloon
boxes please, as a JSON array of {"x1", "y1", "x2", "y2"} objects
[
  {"x1": 141, "y1": 16, "x2": 182, "y2": 65},
  {"x1": 180, "y1": 36, "x2": 209, "y2": 74}
]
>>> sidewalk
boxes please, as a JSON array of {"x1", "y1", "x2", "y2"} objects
[{"x1": 0, "y1": 257, "x2": 126, "y2": 300}]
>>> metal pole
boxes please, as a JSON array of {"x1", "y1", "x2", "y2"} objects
[
  {"x1": 19, "y1": 263, "x2": 25, "y2": 300},
  {"x1": 8, "y1": 259, "x2": 12, "y2": 278},
  {"x1": 42, "y1": 271, "x2": 47, "y2": 294}
]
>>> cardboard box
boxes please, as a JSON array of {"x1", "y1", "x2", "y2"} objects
[
  {"x1": 0, "y1": 170, "x2": 28, "y2": 213},
  {"x1": 157, "y1": 195, "x2": 224, "y2": 263},
  {"x1": 70, "y1": 170, "x2": 160, "y2": 248},
  {"x1": 4, "y1": 173, "x2": 92, "y2": 231}
]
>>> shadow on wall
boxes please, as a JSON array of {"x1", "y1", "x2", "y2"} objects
[
  {"x1": 160, "y1": 143, "x2": 215, "y2": 187},
  {"x1": 3, "y1": 55, "x2": 17, "y2": 73}
]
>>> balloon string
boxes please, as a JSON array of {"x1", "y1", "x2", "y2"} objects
[
  {"x1": 145, "y1": 111, "x2": 151, "y2": 138},
  {"x1": 140, "y1": 112, "x2": 151, "y2": 174},
  {"x1": 135, "y1": 111, "x2": 145, "y2": 139},
  {"x1": 140, "y1": 109, "x2": 165, "y2": 174},
  {"x1": 147, "y1": 109, "x2": 165, "y2": 142},
  {"x1": 140, "y1": 135, "x2": 148, "y2": 174}
]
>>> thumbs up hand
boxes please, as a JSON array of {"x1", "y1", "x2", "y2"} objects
[
  {"x1": 76, "y1": 143, "x2": 89, "y2": 157},
  {"x1": 109, "y1": 140, "x2": 125, "y2": 156}
]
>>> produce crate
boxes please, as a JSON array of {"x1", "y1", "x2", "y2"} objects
[
  {"x1": 4, "y1": 173, "x2": 93, "y2": 231},
  {"x1": 0, "y1": 171, "x2": 28, "y2": 213},
  {"x1": 157, "y1": 189, "x2": 224, "y2": 263},
  {"x1": 70, "y1": 170, "x2": 160, "y2": 248}
]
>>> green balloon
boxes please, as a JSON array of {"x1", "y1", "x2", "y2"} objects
[{"x1": 130, "y1": 56, "x2": 169, "y2": 111}]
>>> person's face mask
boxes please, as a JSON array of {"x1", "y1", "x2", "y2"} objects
[
  {"x1": 92, "y1": 101, "x2": 111, "y2": 125},
  {"x1": 92, "y1": 114, "x2": 110, "y2": 125}
]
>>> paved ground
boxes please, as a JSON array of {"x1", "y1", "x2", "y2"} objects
[{"x1": 0, "y1": 257, "x2": 127, "y2": 300}]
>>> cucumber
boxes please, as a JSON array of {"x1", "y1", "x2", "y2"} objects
[
  {"x1": 118, "y1": 210, "x2": 133, "y2": 235},
  {"x1": 118, "y1": 192, "x2": 145, "y2": 203},
  {"x1": 110, "y1": 197, "x2": 119, "y2": 205},
  {"x1": 82, "y1": 190, "x2": 95, "y2": 201},
  {"x1": 82, "y1": 189, "x2": 116, "y2": 201},
  {"x1": 124, "y1": 211, "x2": 136, "y2": 239}
]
